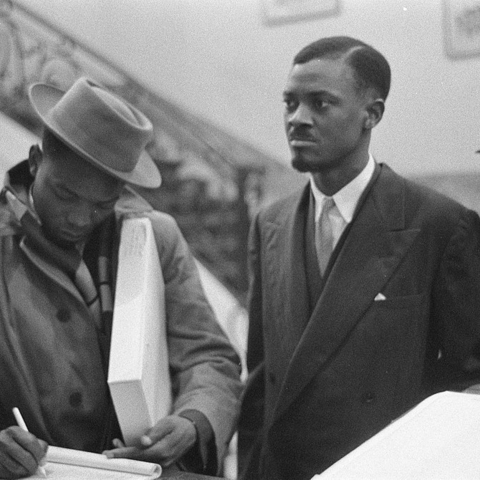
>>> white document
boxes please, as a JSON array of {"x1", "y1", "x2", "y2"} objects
[
  {"x1": 108, "y1": 217, "x2": 172, "y2": 446},
  {"x1": 314, "y1": 391, "x2": 480, "y2": 479},
  {"x1": 30, "y1": 446, "x2": 161, "y2": 479}
]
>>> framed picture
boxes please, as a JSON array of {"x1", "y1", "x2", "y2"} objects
[
  {"x1": 262, "y1": 0, "x2": 340, "y2": 26},
  {"x1": 443, "y1": 0, "x2": 480, "y2": 58}
]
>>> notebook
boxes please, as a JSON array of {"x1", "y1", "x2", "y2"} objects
[
  {"x1": 314, "y1": 391, "x2": 480, "y2": 479},
  {"x1": 108, "y1": 217, "x2": 172, "y2": 446}
]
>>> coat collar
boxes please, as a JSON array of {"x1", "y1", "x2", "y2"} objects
[{"x1": 269, "y1": 163, "x2": 420, "y2": 425}]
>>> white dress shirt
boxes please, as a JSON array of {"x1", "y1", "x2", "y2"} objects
[{"x1": 310, "y1": 155, "x2": 375, "y2": 250}]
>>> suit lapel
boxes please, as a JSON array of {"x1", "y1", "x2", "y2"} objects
[
  {"x1": 271, "y1": 164, "x2": 421, "y2": 424},
  {"x1": 264, "y1": 188, "x2": 312, "y2": 367}
]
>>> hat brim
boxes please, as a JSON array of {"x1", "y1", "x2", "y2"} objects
[{"x1": 29, "y1": 83, "x2": 161, "y2": 189}]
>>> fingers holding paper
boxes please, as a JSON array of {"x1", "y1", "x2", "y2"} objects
[
  {"x1": 0, "y1": 426, "x2": 48, "y2": 479},
  {"x1": 104, "y1": 415, "x2": 197, "y2": 468}
]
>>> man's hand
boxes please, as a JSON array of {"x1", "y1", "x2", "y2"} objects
[
  {"x1": 0, "y1": 426, "x2": 48, "y2": 479},
  {"x1": 103, "y1": 415, "x2": 197, "y2": 468}
]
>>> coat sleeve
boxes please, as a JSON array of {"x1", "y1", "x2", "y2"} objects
[
  {"x1": 144, "y1": 211, "x2": 243, "y2": 473},
  {"x1": 431, "y1": 207, "x2": 480, "y2": 388}
]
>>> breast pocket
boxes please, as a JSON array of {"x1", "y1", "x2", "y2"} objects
[
  {"x1": 359, "y1": 292, "x2": 428, "y2": 352},
  {"x1": 374, "y1": 293, "x2": 425, "y2": 310}
]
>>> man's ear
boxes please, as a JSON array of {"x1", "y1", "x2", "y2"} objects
[
  {"x1": 364, "y1": 98, "x2": 385, "y2": 130},
  {"x1": 28, "y1": 144, "x2": 43, "y2": 177}
]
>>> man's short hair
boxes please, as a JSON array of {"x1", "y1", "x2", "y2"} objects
[{"x1": 293, "y1": 36, "x2": 391, "y2": 101}]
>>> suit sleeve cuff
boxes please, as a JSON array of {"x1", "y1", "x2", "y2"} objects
[{"x1": 178, "y1": 409, "x2": 217, "y2": 474}]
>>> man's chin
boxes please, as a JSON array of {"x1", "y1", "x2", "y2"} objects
[
  {"x1": 52, "y1": 237, "x2": 78, "y2": 250},
  {"x1": 44, "y1": 230, "x2": 80, "y2": 250},
  {"x1": 291, "y1": 155, "x2": 318, "y2": 173}
]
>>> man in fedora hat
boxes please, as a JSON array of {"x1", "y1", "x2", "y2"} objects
[{"x1": 0, "y1": 77, "x2": 242, "y2": 479}]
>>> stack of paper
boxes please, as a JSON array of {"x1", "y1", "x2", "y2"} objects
[
  {"x1": 38, "y1": 446, "x2": 162, "y2": 479},
  {"x1": 314, "y1": 391, "x2": 480, "y2": 479},
  {"x1": 108, "y1": 217, "x2": 172, "y2": 446}
]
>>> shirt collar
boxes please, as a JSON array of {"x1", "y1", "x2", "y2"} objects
[{"x1": 310, "y1": 154, "x2": 375, "y2": 224}]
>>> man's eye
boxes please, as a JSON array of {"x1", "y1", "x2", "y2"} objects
[
  {"x1": 56, "y1": 190, "x2": 75, "y2": 201},
  {"x1": 314, "y1": 98, "x2": 328, "y2": 110},
  {"x1": 283, "y1": 98, "x2": 297, "y2": 112}
]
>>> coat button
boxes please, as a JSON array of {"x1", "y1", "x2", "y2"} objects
[
  {"x1": 56, "y1": 308, "x2": 71, "y2": 322},
  {"x1": 362, "y1": 392, "x2": 376, "y2": 404},
  {"x1": 69, "y1": 391, "x2": 83, "y2": 408},
  {"x1": 268, "y1": 372, "x2": 276, "y2": 384}
]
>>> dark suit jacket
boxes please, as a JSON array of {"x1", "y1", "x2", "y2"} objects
[{"x1": 238, "y1": 163, "x2": 480, "y2": 480}]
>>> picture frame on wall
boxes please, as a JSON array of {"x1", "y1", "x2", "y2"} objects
[
  {"x1": 443, "y1": 0, "x2": 480, "y2": 58},
  {"x1": 262, "y1": 0, "x2": 340, "y2": 26}
]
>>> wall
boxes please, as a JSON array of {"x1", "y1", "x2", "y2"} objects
[
  {"x1": 0, "y1": 112, "x2": 38, "y2": 180},
  {"x1": 15, "y1": 0, "x2": 480, "y2": 177}
]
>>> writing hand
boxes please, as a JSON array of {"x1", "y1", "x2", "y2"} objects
[
  {"x1": 0, "y1": 426, "x2": 48, "y2": 479},
  {"x1": 103, "y1": 415, "x2": 197, "y2": 468}
]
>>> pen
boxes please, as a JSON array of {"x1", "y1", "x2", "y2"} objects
[{"x1": 12, "y1": 408, "x2": 48, "y2": 478}]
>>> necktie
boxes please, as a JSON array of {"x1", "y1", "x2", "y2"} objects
[{"x1": 316, "y1": 196, "x2": 335, "y2": 275}]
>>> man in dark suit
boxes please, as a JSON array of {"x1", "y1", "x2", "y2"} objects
[{"x1": 237, "y1": 36, "x2": 480, "y2": 480}]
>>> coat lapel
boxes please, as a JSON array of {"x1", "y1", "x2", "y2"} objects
[
  {"x1": 271, "y1": 164, "x2": 421, "y2": 424},
  {"x1": 264, "y1": 188, "x2": 312, "y2": 372},
  {"x1": 21, "y1": 241, "x2": 85, "y2": 302}
]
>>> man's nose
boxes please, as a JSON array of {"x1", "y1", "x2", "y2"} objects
[
  {"x1": 67, "y1": 204, "x2": 95, "y2": 227},
  {"x1": 288, "y1": 103, "x2": 313, "y2": 126}
]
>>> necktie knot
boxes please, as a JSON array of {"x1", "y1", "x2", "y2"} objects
[{"x1": 322, "y1": 196, "x2": 335, "y2": 212}]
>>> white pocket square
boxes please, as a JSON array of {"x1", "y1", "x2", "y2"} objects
[{"x1": 374, "y1": 293, "x2": 387, "y2": 301}]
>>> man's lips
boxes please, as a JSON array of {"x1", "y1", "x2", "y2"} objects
[
  {"x1": 289, "y1": 137, "x2": 317, "y2": 147},
  {"x1": 60, "y1": 230, "x2": 88, "y2": 242}
]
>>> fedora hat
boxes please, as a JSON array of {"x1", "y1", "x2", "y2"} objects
[{"x1": 28, "y1": 76, "x2": 161, "y2": 188}]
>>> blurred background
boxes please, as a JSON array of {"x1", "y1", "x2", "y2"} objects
[{"x1": 1, "y1": 1, "x2": 479, "y2": 477}]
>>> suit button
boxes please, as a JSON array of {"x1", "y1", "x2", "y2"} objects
[
  {"x1": 56, "y1": 308, "x2": 71, "y2": 322},
  {"x1": 69, "y1": 391, "x2": 83, "y2": 408},
  {"x1": 362, "y1": 392, "x2": 376, "y2": 404}
]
